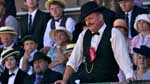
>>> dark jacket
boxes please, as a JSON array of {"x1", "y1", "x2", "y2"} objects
[
  {"x1": 23, "y1": 69, "x2": 62, "y2": 84},
  {"x1": 19, "y1": 9, "x2": 50, "y2": 49},
  {"x1": 116, "y1": 5, "x2": 148, "y2": 37},
  {"x1": 0, "y1": 68, "x2": 28, "y2": 84}
]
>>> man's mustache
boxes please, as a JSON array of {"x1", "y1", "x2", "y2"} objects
[{"x1": 87, "y1": 23, "x2": 94, "y2": 26}]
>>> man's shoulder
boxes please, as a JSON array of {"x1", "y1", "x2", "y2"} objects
[
  {"x1": 46, "y1": 69, "x2": 62, "y2": 76},
  {"x1": 133, "y1": 5, "x2": 148, "y2": 14},
  {"x1": 37, "y1": 10, "x2": 50, "y2": 16},
  {"x1": 43, "y1": 69, "x2": 63, "y2": 82},
  {"x1": 23, "y1": 74, "x2": 34, "y2": 84},
  {"x1": 36, "y1": 10, "x2": 51, "y2": 21}
]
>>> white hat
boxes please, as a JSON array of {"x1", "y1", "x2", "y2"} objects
[
  {"x1": 64, "y1": 44, "x2": 75, "y2": 54},
  {"x1": 0, "y1": 26, "x2": 17, "y2": 35},
  {"x1": 49, "y1": 27, "x2": 72, "y2": 41},
  {"x1": 134, "y1": 14, "x2": 150, "y2": 32}
]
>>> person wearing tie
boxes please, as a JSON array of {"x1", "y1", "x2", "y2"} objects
[
  {"x1": 23, "y1": 51, "x2": 62, "y2": 84},
  {"x1": 41, "y1": 0, "x2": 76, "y2": 54},
  {"x1": 19, "y1": 0, "x2": 50, "y2": 49},
  {"x1": 55, "y1": 2, "x2": 134, "y2": 84},
  {"x1": 0, "y1": 49, "x2": 28, "y2": 84},
  {"x1": 117, "y1": 0, "x2": 148, "y2": 39}
]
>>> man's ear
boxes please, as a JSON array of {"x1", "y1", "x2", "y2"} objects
[
  {"x1": 35, "y1": 43, "x2": 38, "y2": 49},
  {"x1": 24, "y1": 1, "x2": 27, "y2": 7}
]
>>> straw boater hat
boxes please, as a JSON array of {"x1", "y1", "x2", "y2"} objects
[
  {"x1": 113, "y1": 19, "x2": 128, "y2": 32},
  {"x1": 79, "y1": 1, "x2": 104, "y2": 21},
  {"x1": 0, "y1": 26, "x2": 17, "y2": 35},
  {"x1": 1, "y1": 49, "x2": 20, "y2": 64},
  {"x1": 134, "y1": 14, "x2": 150, "y2": 32},
  {"x1": 45, "y1": 0, "x2": 65, "y2": 9},
  {"x1": 64, "y1": 44, "x2": 75, "y2": 54},
  {"x1": 49, "y1": 28, "x2": 72, "y2": 41},
  {"x1": 29, "y1": 51, "x2": 51, "y2": 66}
]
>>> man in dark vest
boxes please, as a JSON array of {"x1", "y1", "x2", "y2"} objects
[
  {"x1": 55, "y1": 2, "x2": 135, "y2": 84},
  {"x1": 41, "y1": 0, "x2": 76, "y2": 54}
]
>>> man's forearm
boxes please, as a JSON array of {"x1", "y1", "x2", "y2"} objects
[
  {"x1": 63, "y1": 65, "x2": 74, "y2": 82},
  {"x1": 21, "y1": 58, "x2": 28, "y2": 71}
]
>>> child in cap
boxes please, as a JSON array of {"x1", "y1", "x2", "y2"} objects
[{"x1": 19, "y1": 35, "x2": 38, "y2": 75}]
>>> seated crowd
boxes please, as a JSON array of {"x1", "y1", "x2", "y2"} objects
[{"x1": 0, "y1": 0, "x2": 150, "y2": 84}]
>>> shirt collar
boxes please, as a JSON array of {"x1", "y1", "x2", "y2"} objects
[
  {"x1": 4, "y1": 42, "x2": 15, "y2": 49},
  {"x1": 28, "y1": 9, "x2": 38, "y2": 16},
  {"x1": 98, "y1": 23, "x2": 106, "y2": 35},
  {"x1": 9, "y1": 67, "x2": 19, "y2": 75},
  {"x1": 35, "y1": 74, "x2": 43, "y2": 78},
  {"x1": 28, "y1": 9, "x2": 38, "y2": 21},
  {"x1": 30, "y1": 49, "x2": 38, "y2": 58},
  {"x1": 125, "y1": 10, "x2": 132, "y2": 15},
  {"x1": 28, "y1": 49, "x2": 38, "y2": 62}
]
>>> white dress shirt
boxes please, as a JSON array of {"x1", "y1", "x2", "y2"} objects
[
  {"x1": 19, "y1": 49, "x2": 37, "y2": 75},
  {"x1": 8, "y1": 68, "x2": 19, "y2": 84},
  {"x1": 43, "y1": 17, "x2": 76, "y2": 47},
  {"x1": 67, "y1": 23, "x2": 134, "y2": 79},
  {"x1": 3, "y1": 42, "x2": 15, "y2": 50},
  {"x1": 28, "y1": 9, "x2": 38, "y2": 24}
]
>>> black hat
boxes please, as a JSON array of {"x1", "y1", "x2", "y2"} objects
[
  {"x1": 29, "y1": 51, "x2": 51, "y2": 66},
  {"x1": 22, "y1": 35, "x2": 37, "y2": 44},
  {"x1": 133, "y1": 45, "x2": 150, "y2": 58},
  {"x1": 79, "y1": 1, "x2": 104, "y2": 21}
]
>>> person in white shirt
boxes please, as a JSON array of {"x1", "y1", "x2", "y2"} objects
[
  {"x1": 19, "y1": 35, "x2": 38, "y2": 75},
  {"x1": 0, "y1": 49, "x2": 27, "y2": 84},
  {"x1": 55, "y1": 2, "x2": 135, "y2": 84},
  {"x1": 41, "y1": 0, "x2": 76, "y2": 54}
]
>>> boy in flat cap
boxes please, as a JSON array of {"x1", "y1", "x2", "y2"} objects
[{"x1": 19, "y1": 35, "x2": 38, "y2": 75}]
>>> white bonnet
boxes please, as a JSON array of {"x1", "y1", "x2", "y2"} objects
[{"x1": 134, "y1": 14, "x2": 150, "y2": 32}]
